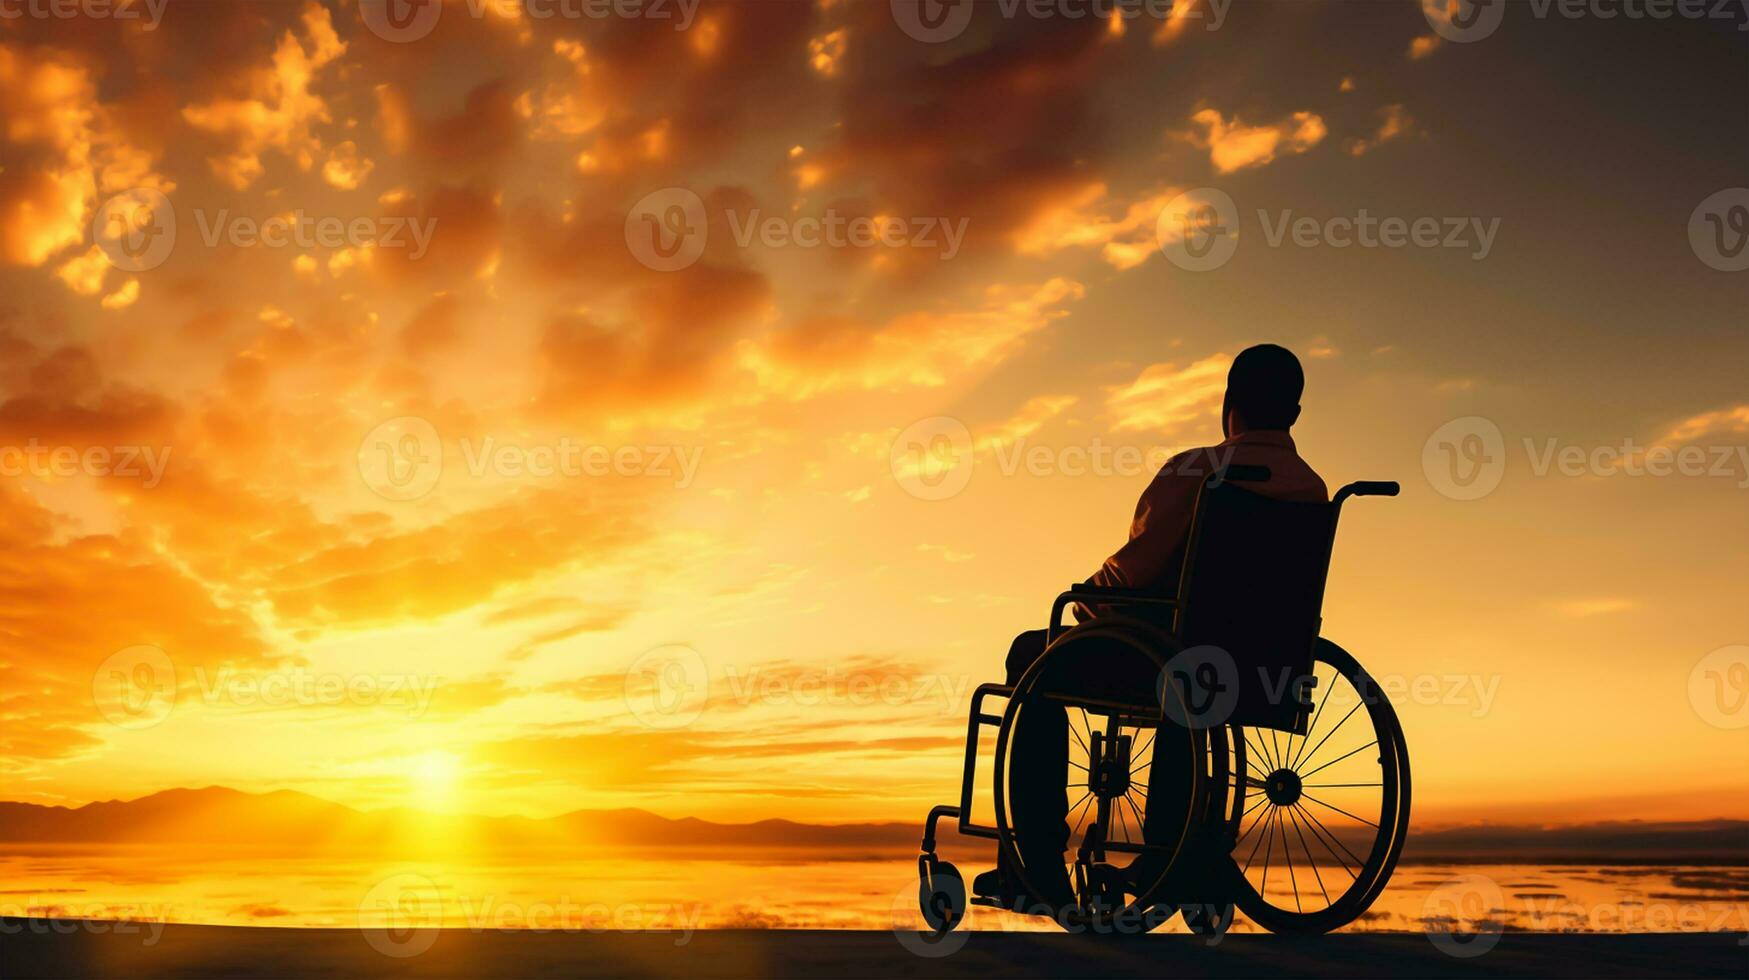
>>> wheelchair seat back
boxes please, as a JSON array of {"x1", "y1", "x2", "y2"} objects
[{"x1": 1174, "y1": 478, "x2": 1338, "y2": 733}]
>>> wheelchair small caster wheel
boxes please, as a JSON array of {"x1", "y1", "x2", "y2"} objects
[
  {"x1": 918, "y1": 858, "x2": 966, "y2": 934},
  {"x1": 1180, "y1": 901, "x2": 1235, "y2": 940}
]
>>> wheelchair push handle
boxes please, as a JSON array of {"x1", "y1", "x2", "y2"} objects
[{"x1": 1334, "y1": 480, "x2": 1399, "y2": 503}]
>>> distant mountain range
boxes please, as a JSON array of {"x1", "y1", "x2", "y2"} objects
[
  {"x1": 1, "y1": 787, "x2": 1743, "y2": 863},
  {"x1": 0, "y1": 786, "x2": 916, "y2": 855}
]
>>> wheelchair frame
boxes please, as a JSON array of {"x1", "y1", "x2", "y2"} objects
[{"x1": 918, "y1": 467, "x2": 1404, "y2": 935}]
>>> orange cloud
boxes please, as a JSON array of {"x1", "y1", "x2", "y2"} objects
[
  {"x1": 1105, "y1": 353, "x2": 1232, "y2": 434},
  {"x1": 1663, "y1": 405, "x2": 1749, "y2": 445},
  {"x1": 1014, "y1": 183, "x2": 1184, "y2": 270},
  {"x1": 1182, "y1": 108, "x2": 1327, "y2": 173},
  {"x1": 1346, "y1": 104, "x2": 1419, "y2": 157},
  {"x1": 0, "y1": 44, "x2": 168, "y2": 272},
  {"x1": 181, "y1": 2, "x2": 345, "y2": 189},
  {"x1": 738, "y1": 278, "x2": 1084, "y2": 399}
]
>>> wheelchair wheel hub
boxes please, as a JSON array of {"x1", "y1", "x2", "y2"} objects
[
  {"x1": 1087, "y1": 731, "x2": 1132, "y2": 799},
  {"x1": 1263, "y1": 768, "x2": 1302, "y2": 806}
]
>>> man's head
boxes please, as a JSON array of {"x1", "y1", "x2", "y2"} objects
[{"x1": 1223, "y1": 344, "x2": 1304, "y2": 435}]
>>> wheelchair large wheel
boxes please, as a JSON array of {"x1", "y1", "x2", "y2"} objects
[
  {"x1": 992, "y1": 616, "x2": 1212, "y2": 932},
  {"x1": 1229, "y1": 639, "x2": 1411, "y2": 934}
]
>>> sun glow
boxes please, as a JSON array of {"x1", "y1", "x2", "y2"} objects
[{"x1": 405, "y1": 751, "x2": 464, "y2": 811}]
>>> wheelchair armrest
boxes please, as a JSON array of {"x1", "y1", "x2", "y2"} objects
[
  {"x1": 1064, "y1": 583, "x2": 1166, "y2": 600},
  {"x1": 1051, "y1": 586, "x2": 1178, "y2": 639}
]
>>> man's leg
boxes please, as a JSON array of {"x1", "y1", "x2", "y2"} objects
[
  {"x1": 1001, "y1": 629, "x2": 1075, "y2": 910},
  {"x1": 1134, "y1": 718, "x2": 1194, "y2": 889}
]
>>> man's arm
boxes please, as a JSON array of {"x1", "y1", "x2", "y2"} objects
[{"x1": 1075, "y1": 463, "x2": 1201, "y2": 620}]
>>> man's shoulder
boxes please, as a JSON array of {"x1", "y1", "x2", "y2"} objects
[
  {"x1": 1153, "y1": 444, "x2": 1228, "y2": 482},
  {"x1": 1284, "y1": 454, "x2": 1331, "y2": 501}
]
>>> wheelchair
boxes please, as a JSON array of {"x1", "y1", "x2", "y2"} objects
[{"x1": 917, "y1": 465, "x2": 1409, "y2": 937}]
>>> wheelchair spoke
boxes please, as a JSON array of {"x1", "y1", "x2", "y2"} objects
[
  {"x1": 1245, "y1": 731, "x2": 1276, "y2": 772},
  {"x1": 1070, "y1": 791, "x2": 1096, "y2": 836},
  {"x1": 1293, "y1": 802, "x2": 1366, "y2": 874},
  {"x1": 1241, "y1": 794, "x2": 1269, "y2": 820},
  {"x1": 1290, "y1": 664, "x2": 1338, "y2": 770},
  {"x1": 1067, "y1": 787, "x2": 1091, "y2": 815},
  {"x1": 1287, "y1": 806, "x2": 1331, "y2": 905},
  {"x1": 1260, "y1": 808, "x2": 1278, "y2": 892},
  {"x1": 1298, "y1": 740, "x2": 1378, "y2": 781},
  {"x1": 1303, "y1": 782, "x2": 1380, "y2": 788},
  {"x1": 1244, "y1": 751, "x2": 1270, "y2": 779},
  {"x1": 1131, "y1": 727, "x2": 1155, "y2": 761},
  {"x1": 1302, "y1": 792, "x2": 1380, "y2": 829},
  {"x1": 1292, "y1": 702, "x2": 1362, "y2": 775},
  {"x1": 1278, "y1": 804, "x2": 1300, "y2": 912},
  {"x1": 1241, "y1": 806, "x2": 1275, "y2": 871},
  {"x1": 1069, "y1": 710, "x2": 1091, "y2": 757},
  {"x1": 1291, "y1": 805, "x2": 1356, "y2": 879},
  {"x1": 1121, "y1": 794, "x2": 1147, "y2": 842},
  {"x1": 1237, "y1": 798, "x2": 1270, "y2": 845}
]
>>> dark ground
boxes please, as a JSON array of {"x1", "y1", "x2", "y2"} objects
[{"x1": 3, "y1": 920, "x2": 1746, "y2": 979}]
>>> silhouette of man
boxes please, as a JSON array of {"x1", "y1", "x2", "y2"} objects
[{"x1": 977, "y1": 344, "x2": 1328, "y2": 910}]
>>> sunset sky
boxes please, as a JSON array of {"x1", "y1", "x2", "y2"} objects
[{"x1": 2, "y1": 0, "x2": 1745, "y2": 835}]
